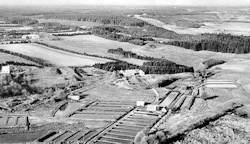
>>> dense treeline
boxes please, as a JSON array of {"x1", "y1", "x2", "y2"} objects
[
  {"x1": 92, "y1": 26, "x2": 153, "y2": 46},
  {"x1": 93, "y1": 62, "x2": 139, "y2": 72},
  {"x1": 52, "y1": 32, "x2": 91, "y2": 36},
  {"x1": 202, "y1": 59, "x2": 226, "y2": 69},
  {"x1": 141, "y1": 60, "x2": 194, "y2": 74},
  {"x1": 44, "y1": 13, "x2": 148, "y2": 27},
  {"x1": 4, "y1": 17, "x2": 38, "y2": 26},
  {"x1": 94, "y1": 60, "x2": 193, "y2": 74},
  {"x1": 0, "y1": 61, "x2": 40, "y2": 67},
  {"x1": 0, "y1": 72, "x2": 40, "y2": 98},
  {"x1": 0, "y1": 49, "x2": 50, "y2": 67},
  {"x1": 107, "y1": 48, "x2": 194, "y2": 74},
  {"x1": 108, "y1": 48, "x2": 155, "y2": 60},
  {"x1": 34, "y1": 41, "x2": 119, "y2": 61},
  {"x1": 167, "y1": 34, "x2": 250, "y2": 54},
  {"x1": 35, "y1": 22, "x2": 77, "y2": 31}
]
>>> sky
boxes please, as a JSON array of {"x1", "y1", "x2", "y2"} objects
[{"x1": 1, "y1": 0, "x2": 250, "y2": 6}]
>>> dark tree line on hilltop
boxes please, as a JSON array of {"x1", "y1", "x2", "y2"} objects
[
  {"x1": 96, "y1": 47, "x2": 194, "y2": 74},
  {"x1": 93, "y1": 60, "x2": 193, "y2": 74},
  {"x1": 167, "y1": 34, "x2": 250, "y2": 54},
  {"x1": 108, "y1": 48, "x2": 155, "y2": 60},
  {"x1": 92, "y1": 25, "x2": 250, "y2": 54},
  {"x1": 44, "y1": 13, "x2": 148, "y2": 27},
  {"x1": 92, "y1": 26, "x2": 153, "y2": 46},
  {"x1": 3, "y1": 17, "x2": 39, "y2": 26}
]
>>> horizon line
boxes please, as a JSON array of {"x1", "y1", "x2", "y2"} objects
[{"x1": 0, "y1": 4, "x2": 250, "y2": 7}]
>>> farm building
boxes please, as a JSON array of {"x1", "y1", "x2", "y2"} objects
[
  {"x1": 21, "y1": 34, "x2": 40, "y2": 40},
  {"x1": 68, "y1": 95, "x2": 80, "y2": 101},
  {"x1": 119, "y1": 69, "x2": 145, "y2": 77},
  {"x1": 1, "y1": 65, "x2": 10, "y2": 74}
]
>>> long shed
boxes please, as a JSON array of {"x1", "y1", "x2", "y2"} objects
[{"x1": 159, "y1": 91, "x2": 180, "y2": 108}]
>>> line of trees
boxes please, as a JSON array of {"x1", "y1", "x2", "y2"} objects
[
  {"x1": 0, "y1": 49, "x2": 50, "y2": 67},
  {"x1": 108, "y1": 48, "x2": 155, "y2": 60},
  {"x1": 43, "y1": 13, "x2": 148, "y2": 27},
  {"x1": 0, "y1": 61, "x2": 40, "y2": 67},
  {"x1": 202, "y1": 59, "x2": 226, "y2": 69},
  {"x1": 3, "y1": 17, "x2": 39, "y2": 26},
  {"x1": 52, "y1": 32, "x2": 91, "y2": 36},
  {"x1": 167, "y1": 33, "x2": 250, "y2": 54},
  {"x1": 93, "y1": 60, "x2": 194, "y2": 74},
  {"x1": 92, "y1": 26, "x2": 154, "y2": 46},
  {"x1": 106, "y1": 48, "x2": 194, "y2": 74}
]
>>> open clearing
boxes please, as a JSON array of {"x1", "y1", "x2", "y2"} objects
[
  {"x1": 0, "y1": 43, "x2": 111, "y2": 66},
  {"x1": 215, "y1": 59, "x2": 250, "y2": 72},
  {"x1": 0, "y1": 52, "x2": 36, "y2": 64},
  {"x1": 205, "y1": 84, "x2": 238, "y2": 88},
  {"x1": 135, "y1": 15, "x2": 250, "y2": 36},
  {"x1": 40, "y1": 35, "x2": 148, "y2": 65}
]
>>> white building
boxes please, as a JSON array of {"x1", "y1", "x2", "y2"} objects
[
  {"x1": 22, "y1": 34, "x2": 40, "y2": 40},
  {"x1": 138, "y1": 70, "x2": 145, "y2": 76},
  {"x1": 68, "y1": 95, "x2": 80, "y2": 101},
  {"x1": 119, "y1": 69, "x2": 145, "y2": 77},
  {"x1": 1, "y1": 65, "x2": 10, "y2": 74}
]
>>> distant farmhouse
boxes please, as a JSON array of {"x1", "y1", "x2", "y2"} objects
[
  {"x1": 119, "y1": 69, "x2": 145, "y2": 77},
  {"x1": 1, "y1": 65, "x2": 10, "y2": 74},
  {"x1": 22, "y1": 34, "x2": 40, "y2": 40}
]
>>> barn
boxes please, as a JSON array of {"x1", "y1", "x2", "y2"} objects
[{"x1": 21, "y1": 34, "x2": 40, "y2": 40}]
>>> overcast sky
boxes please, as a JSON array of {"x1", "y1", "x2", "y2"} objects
[{"x1": 1, "y1": 0, "x2": 250, "y2": 6}]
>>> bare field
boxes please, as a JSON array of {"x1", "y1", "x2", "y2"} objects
[
  {"x1": 215, "y1": 59, "x2": 250, "y2": 72},
  {"x1": 40, "y1": 35, "x2": 148, "y2": 65},
  {"x1": 0, "y1": 52, "x2": 36, "y2": 64},
  {"x1": 0, "y1": 43, "x2": 111, "y2": 66}
]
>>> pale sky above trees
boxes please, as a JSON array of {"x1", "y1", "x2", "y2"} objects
[{"x1": 1, "y1": 0, "x2": 250, "y2": 6}]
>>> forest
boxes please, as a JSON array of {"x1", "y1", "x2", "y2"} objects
[
  {"x1": 0, "y1": 71, "x2": 41, "y2": 98},
  {"x1": 43, "y1": 13, "x2": 148, "y2": 27},
  {"x1": 108, "y1": 48, "x2": 155, "y2": 60},
  {"x1": 167, "y1": 34, "x2": 250, "y2": 54},
  {"x1": 94, "y1": 60, "x2": 193, "y2": 74},
  {"x1": 202, "y1": 59, "x2": 226, "y2": 69},
  {"x1": 3, "y1": 17, "x2": 39, "y2": 26},
  {"x1": 92, "y1": 26, "x2": 150, "y2": 46},
  {"x1": 52, "y1": 32, "x2": 91, "y2": 36}
]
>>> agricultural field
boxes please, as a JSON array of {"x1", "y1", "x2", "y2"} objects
[
  {"x1": 1, "y1": 5, "x2": 250, "y2": 144},
  {"x1": 204, "y1": 87, "x2": 250, "y2": 104},
  {"x1": 0, "y1": 131, "x2": 47, "y2": 143},
  {"x1": 40, "y1": 35, "x2": 148, "y2": 65},
  {"x1": 0, "y1": 52, "x2": 36, "y2": 64},
  {"x1": 39, "y1": 35, "x2": 250, "y2": 69},
  {"x1": 0, "y1": 43, "x2": 111, "y2": 66}
]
